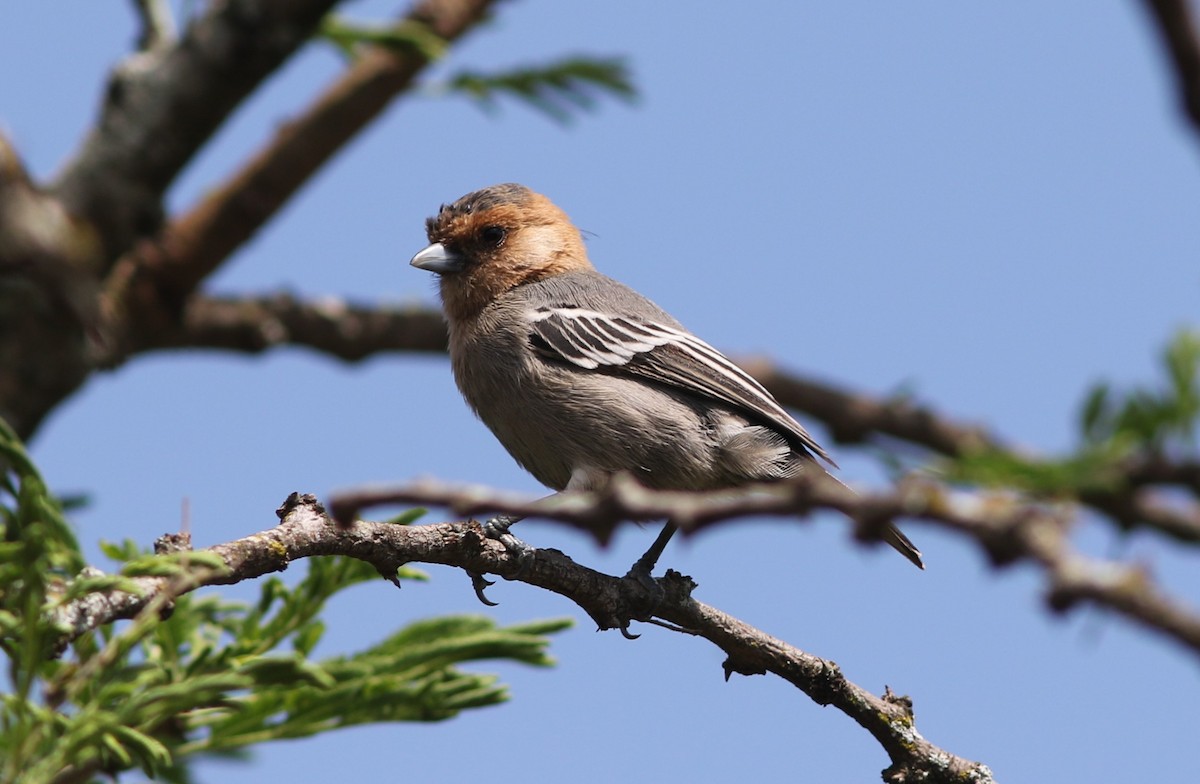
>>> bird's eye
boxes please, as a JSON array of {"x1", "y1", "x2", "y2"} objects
[{"x1": 480, "y1": 225, "x2": 506, "y2": 247}]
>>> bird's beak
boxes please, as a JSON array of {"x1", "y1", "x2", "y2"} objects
[{"x1": 410, "y1": 242, "x2": 466, "y2": 274}]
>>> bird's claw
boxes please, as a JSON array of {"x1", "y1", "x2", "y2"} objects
[
  {"x1": 469, "y1": 571, "x2": 499, "y2": 606},
  {"x1": 618, "y1": 622, "x2": 641, "y2": 640},
  {"x1": 466, "y1": 515, "x2": 537, "y2": 605}
]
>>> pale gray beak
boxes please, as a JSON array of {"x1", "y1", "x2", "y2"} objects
[{"x1": 410, "y1": 242, "x2": 466, "y2": 274}]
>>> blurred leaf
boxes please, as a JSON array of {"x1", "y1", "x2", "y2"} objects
[
  {"x1": 112, "y1": 725, "x2": 173, "y2": 774},
  {"x1": 318, "y1": 15, "x2": 447, "y2": 60},
  {"x1": 940, "y1": 446, "x2": 1126, "y2": 496},
  {"x1": 384, "y1": 507, "x2": 428, "y2": 526},
  {"x1": 1079, "y1": 328, "x2": 1200, "y2": 449},
  {"x1": 191, "y1": 614, "x2": 571, "y2": 752},
  {"x1": 293, "y1": 620, "x2": 325, "y2": 657},
  {"x1": 100, "y1": 538, "x2": 145, "y2": 562},
  {"x1": 58, "y1": 572, "x2": 146, "y2": 602},
  {"x1": 238, "y1": 654, "x2": 336, "y2": 689},
  {"x1": 947, "y1": 328, "x2": 1199, "y2": 499},
  {"x1": 444, "y1": 56, "x2": 636, "y2": 124},
  {"x1": 120, "y1": 550, "x2": 228, "y2": 578},
  {"x1": 1079, "y1": 382, "x2": 1111, "y2": 443}
]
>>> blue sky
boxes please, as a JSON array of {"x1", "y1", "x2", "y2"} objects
[{"x1": 5, "y1": 2, "x2": 1200, "y2": 781}]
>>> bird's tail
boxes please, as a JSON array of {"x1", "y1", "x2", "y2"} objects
[{"x1": 815, "y1": 466, "x2": 924, "y2": 569}]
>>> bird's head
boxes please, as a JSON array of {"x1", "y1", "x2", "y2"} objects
[{"x1": 411, "y1": 183, "x2": 593, "y2": 321}]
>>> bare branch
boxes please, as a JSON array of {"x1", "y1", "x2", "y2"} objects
[
  {"x1": 124, "y1": 292, "x2": 447, "y2": 362},
  {"x1": 52, "y1": 493, "x2": 993, "y2": 783},
  {"x1": 1080, "y1": 483, "x2": 1200, "y2": 542},
  {"x1": 1123, "y1": 452, "x2": 1200, "y2": 496},
  {"x1": 741, "y1": 356, "x2": 1200, "y2": 545},
  {"x1": 738, "y1": 356, "x2": 1002, "y2": 456},
  {"x1": 329, "y1": 474, "x2": 1200, "y2": 658},
  {"x1": 662, "y1": 594, "x2": 993, "y2": 784}
]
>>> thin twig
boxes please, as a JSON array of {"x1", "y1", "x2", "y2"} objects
[{"x1": 328, "y1": 474, "x2": 1200, "y2": 657}]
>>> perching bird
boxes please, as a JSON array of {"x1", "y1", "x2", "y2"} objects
[{"x1": 410, "y1": 183, "x2": 923, "y2": 578}]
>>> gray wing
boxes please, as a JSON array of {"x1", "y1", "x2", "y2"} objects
[{"x1": 526, "y1": 305, "x2": 834, "y2": 466}]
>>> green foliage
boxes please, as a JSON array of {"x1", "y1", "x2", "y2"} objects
[
  {"x1": 0, "y1": 417, "x2": 83, "y2": 697},
  {"x1": 941, "y1": 328, "x2": 1200, "y2": 495},
  {"x1": 316, "y1": 11, "x2": 635, "y2": 124},
  {"x1": 318, "y1": 15, "x2": 448, "y2": 60},
  {"x1": 446, "y1": 56, "x2": 637, "y2": 124},
  {"x1": 1080, "y1": 329, "x2": 1200, "y2": 450},
  {"x1": 0, "y1": 422, "x2": 571, "y2": 783},
  {"x1": 938, "y1": 443, "x2": 1129, "y2": 497}
]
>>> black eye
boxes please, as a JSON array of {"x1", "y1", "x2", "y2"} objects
[{"x1": 480, "y1": 225, "x2": 506, "y2": 247}]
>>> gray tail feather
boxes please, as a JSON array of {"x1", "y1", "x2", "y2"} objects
[
  {"x1": 817, "y1": 466, "x2": 924, "y2": 570},
  {"x1": 883, "y1": 523, "x2": 924, "y2": 570}
]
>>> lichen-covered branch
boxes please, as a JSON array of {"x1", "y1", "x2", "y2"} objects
[{"x1": 52, "y1": 493, "x2": 992, "y2": 784}]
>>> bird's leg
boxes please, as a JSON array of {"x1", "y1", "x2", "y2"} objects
[
  {"x1": 624, "y1": 521, "x2": 677, "y2": 592},
  {"x1": 468, "y1": 514, "x2": 537, "y2": 605},
  {"x1": 615, "y1": 523, "x2": 678, "y2": 636}
]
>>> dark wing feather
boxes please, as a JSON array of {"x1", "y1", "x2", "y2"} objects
[{"x1": 527, "y1": 306, "x2": 834, "y2": 465}]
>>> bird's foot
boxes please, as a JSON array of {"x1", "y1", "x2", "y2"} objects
[
  {"x1": 616, "y1": 568, "x2": 699, "y2": 639},
  {"x1": 617, "y1": 557, "x2": 666, "y2": 639},
  {"x1": 623, "y1": 556, "x2": 664, "y2": 599},
  {"x1": 481, "y1": 515, "x2": 537, "y2": 574},
  {"x1": 611, "y1": 523, "x2": 678, "y2": 637},
  {"x1": 467, "y1": 515, "x2": 536, "y2": 606}
]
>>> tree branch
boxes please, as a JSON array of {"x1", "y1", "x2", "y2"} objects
[
  {"x1": 52, "y1": 0, "x2": 342, "y2": 258},
  {"x1": 118, "y1": 287, "x2": 1200, "y2": 556},
  {"x1": 737, "y1": 356, "x2": 1002, "y2": 456},
  {"x1": 3, "y1": 0, "x2": 501, "y2": 439},
  {"x1": 137, "y1": 290, "x2": 1200, "y2": 549},
  {"x1": 130, "y1": 0, "x2": 177, "y2": 51},
  {"x1": 53, "y1": 493, "x2": 993, "y2": 783},
  {"x1": 1141, "y1": 0, "x2": 1200, "y2": 138},
  {"x1": 738, "y1": 357, "x2": 1200, "y2": 545},
  {"x1": 131, "y1": 292, "x2": 448, "y2": 361},
  {"x1": 328, "y1": 474, "x2": 1200, "y2": 659},
  {"x1": 103, "y1": 0, "x2": 499, "y2": 362}
]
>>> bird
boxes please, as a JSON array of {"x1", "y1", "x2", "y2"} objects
[{"x1": 410, "y1": 182, "x2": 923, "y2": 586}]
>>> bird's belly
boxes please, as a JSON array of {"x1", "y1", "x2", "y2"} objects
[{"x1": 462, "y1": 363, "x2": 724, "y2": 492}]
